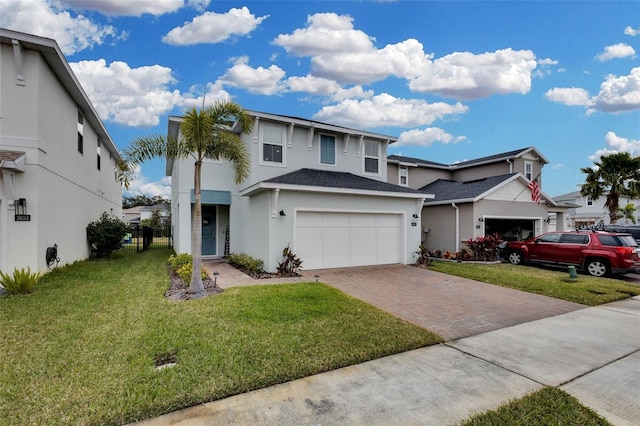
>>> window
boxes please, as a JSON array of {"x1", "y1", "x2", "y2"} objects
[
  {"x1": 364, "y1": 141, "x2": 379, "y2": 174},
  {"x1": 261, "y1": 123, "x2": 284, "y2": 164},
  {"x1": 399, "y1": 166, "x2": 408, "y2": 186},
  {"x1": 77, "y1": 111, "x2": 84, "y2": 154},
  {"x1": 587, "y1": 197, "x2": 593, "y2": 206},
  {"x1": 560, "y1": 234, "x2": 589, "y2": 244},
  {"x1": 524, "y1": 161, "x2": 533, "y2": 181},
  {"x1": 320, "y1": 135, "x2": 336, "y2": 165},
  {"x1": 97, "y1": 138, "x2": 101, "y2": 170},
  {"x1": 536, "y1": 233, "x2": 561, "y2": 243}
]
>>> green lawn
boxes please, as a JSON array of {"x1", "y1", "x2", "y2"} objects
[
  {"x1": 460, "y1": 387, "x2": 611, "y2": 426},
  {"x1": 0, "y1": 249, "x2": 441, "y2": 425},
  {"x1": 429, "y1": 260, "x2": 640, "y2": 306}
]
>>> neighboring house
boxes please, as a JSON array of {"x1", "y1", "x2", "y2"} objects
[
  {"x1": 167, "y1": 111, "x2": 427, "y2": 272},
  {"x1": 122, "y1": 203, "x2": 170, "y2": 225},
  {"x1": 553, "y1": 190, "x2": 640, "y2": 229},
  {"x1": 387, "y1": 147, "x2": 567, "y2": 253},
  {"x1": 0, "y1": 28, "x2": 122, "y2": 273}
]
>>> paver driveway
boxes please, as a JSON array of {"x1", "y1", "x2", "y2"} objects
[
  {"x1": 204, "y1": 261, "x2": 585, "y2": 341},
  {"x1": 299, "y1": 264, "x2": 585, "y2": 341}
]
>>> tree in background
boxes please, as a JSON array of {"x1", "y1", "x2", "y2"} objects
[
  {"x1": 121, "y1": 100, "x2": 252, "y2": 298},
  {"x1": 618, "y1": 203, "x2": 638, "y2": 224},
  {"x1": 123, "y1": 195, "x2": 169, "y2": 209},
  {"x1": 580, "y1": 152, "x2": 640, "y2": 224}
]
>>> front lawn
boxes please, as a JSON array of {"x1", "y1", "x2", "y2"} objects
[
  {"x1": 429, "y1": 261, "x2": 639, "y2": 306},
  {"x1": 460, "y1": 387, "x2": 610, "y2": 425},
  {"x1": 0, "y1": 249, "x2": 441, "y2": 425}
]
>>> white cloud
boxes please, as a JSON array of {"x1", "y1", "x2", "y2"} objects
[
  {"x1": 122, "y1": 165, "x2": 172, "y2": 199},
  {"x1": 589, "y1": 132, "x2": 640, "y2": 161},
  {"x1": 596, "y1": 43, "x2": 636, "y2": 61},
  {"x1": 273, "y1": 13, "x2": 375, "y2": 56},
  {"x1": 218, "y1": 56, "x2": 286, "y2": 95},
  {"x1": 285, "y1": 75, "x2": 373, "y2": 101},
  {"x1": 313, "y1": 93, "x2": 468, "y2": 129},
  {"x1": 544, "y1": 87, "x2": 593, "y2": 106},
  {"x1": 624, "y1": 26, "x2": 640, "y2": 36},
  {"x1": 0, "y1": 0, "x2": 124, "y2": 55},
  {"x1": 70, "y1": 59, "x2": 184, "y2": 127},
  {"x1": 163, "y1": 6, "x2": 268, "y2": 45},
  {"x1": 60, "y1": 0, "x2": 199, "y2": 16},
  {"x1": 592, "y1": 67, "x2": 640, "y2": 113},
  {"x1": 538, "y1": 58, "x2": 559, "y2": 66},
  {"x1": 545, "y1": 68, "x2": 640, "y2": 114},
  {"x1": 409, "y1": 48, "x2": 538, "y2": 100},
  {"x1": 396, "y1": 128, "x2": 466, "y2": 147}
]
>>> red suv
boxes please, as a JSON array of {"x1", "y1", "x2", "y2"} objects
[{"x1": 504, "y1": 230, "x2": 640, "y2": 277}]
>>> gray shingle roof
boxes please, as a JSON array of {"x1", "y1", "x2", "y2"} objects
[
  {"x1": 421, "y1": 173, "x2": 517, "y2": 202},
  {"x1": 387, "y1": 154, "x2": 448, "y2": 168},
  {"x1": 265, "y1": 168, "x2": 425, "y2": 194}
]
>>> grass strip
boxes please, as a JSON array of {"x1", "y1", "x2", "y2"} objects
[
  {"x1": 429, "y1": 261, "x2": 639, "y2": 305},
  {"x1": 460, "y1": 387, "x2": 611, "y2": 425},
  {"x1": 0, "y1": 249, "x2": 441, "y2": 425}
]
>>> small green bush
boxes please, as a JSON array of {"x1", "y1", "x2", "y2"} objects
[
  {"x1": 227, "y1": 253, "x2": 264, "y2": 276},
  {"x1": 0, "y1": 267, "x2": 41, "y2": 294},
  {"x1": 168, "y1": 253, "x2": 207, "y2": 283},
  {"x1": 168, "y1": 253, "x2": 193, "y2": 270},
  {"x1": 86, "y1": 212, "x2": 127, "y2": 258}
]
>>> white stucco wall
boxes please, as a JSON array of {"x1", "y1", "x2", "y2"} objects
[{"x1": 0, "y1": 35, "x2": 122, "y2": 274}]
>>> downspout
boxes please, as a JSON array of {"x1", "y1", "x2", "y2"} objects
[
  {"x1": 506, "y1": 159, "x2": 513, "y2": 174},
  {"x1": 452, "y1": 202, "x2": 460, "y2": 252}
]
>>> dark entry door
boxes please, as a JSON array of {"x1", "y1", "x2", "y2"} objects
[{"x1": 201, "y1": 206, "x2": 216, "y2": 255}]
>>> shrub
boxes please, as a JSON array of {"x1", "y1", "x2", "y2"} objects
[
  {"x1": 276, "y1": 244, "x2": 302, "y2": 276},
  {"x1": 168, "y1": 253, "x2": 207, "y2": 283},
  {"x1": 0, "y1": 267, "x2": 41, "y2": 295},
  {"x1": 463, "y1": 233, "x2": 503, "y2": 261},
  {"x1": 415, "y1": 245, "x2": 431, "y2": 266},
  {"x1": 86, "y1": 212, "x2": 127, "y2": 258},
  {"x1": 227, "y1": 253, "x2": 264, "y2": 277}
]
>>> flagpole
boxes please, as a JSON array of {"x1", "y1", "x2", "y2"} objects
[{"x1": 514, "y1": 172, "x2": 542, "y2": 201}]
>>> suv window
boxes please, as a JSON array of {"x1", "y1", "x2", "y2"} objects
[
  {"x1": 560, "y1": 234, "x2": 589, "y2": 244},
  {"x1": 536, "y1": 233, "x2": 561, "y2": 243},
  {"x1": 598, "y1": 234, "x2": 639, "y2": 247}
]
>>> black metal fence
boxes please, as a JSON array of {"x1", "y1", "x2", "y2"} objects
[{"x1": 120, "y1": 225, "x2": 173, "y2": 253}]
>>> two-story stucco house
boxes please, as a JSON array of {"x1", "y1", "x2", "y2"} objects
[
  {"x1": 0, "y1": 28, "x2": 123, "y2": 273},
  {"x1": 554, "y1": 190, "x2": 640, "y2": 229},
  {"x1": 167, "y1": 111, "x2": 428, "y2": 272},
  {"x1": 387, "y1": 147, "x2": 567, "y2": 253}
]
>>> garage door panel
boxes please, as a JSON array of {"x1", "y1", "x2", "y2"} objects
[{"x1": 296, "y1": 212, "x2": 402, "y2": 269}]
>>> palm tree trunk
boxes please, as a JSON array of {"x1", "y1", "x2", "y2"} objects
[{"x1": 188, "y1": 160, "x2": 205, "y2": 298}]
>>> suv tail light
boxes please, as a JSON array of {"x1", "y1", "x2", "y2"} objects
[{"x1": 615, "y1": 246, "x2": 637, "y2": 258}]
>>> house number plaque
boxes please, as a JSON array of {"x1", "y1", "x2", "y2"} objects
[{"x1": 15, "y1": 214, "x2": 31, "y2": 221}]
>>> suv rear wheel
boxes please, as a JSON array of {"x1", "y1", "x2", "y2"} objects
[
  {"x1": 586, "y1": 259, "x2": 609, "y2": 277},
  {"x1": 508, "y1": 250, "x2": 523, "y2": 265}
]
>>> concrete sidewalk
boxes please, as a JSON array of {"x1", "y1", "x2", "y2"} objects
[{"x1": 133, "y1": 296, "x2": 640, "y2": 426}]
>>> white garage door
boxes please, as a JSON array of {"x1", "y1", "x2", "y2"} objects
[{"x1": 295, "y1": 212, "x2": 403, "y2": 269}]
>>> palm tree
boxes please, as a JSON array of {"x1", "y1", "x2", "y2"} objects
[
  {"x1": 580, "y1": 152, "x2": 640, "y2": 224},
  {"x1": 618, "y1": 203, "x2": 637, "y2": 224},
  {"x1": 121, "y1": 100, "x2": 253, "y2": 298}
]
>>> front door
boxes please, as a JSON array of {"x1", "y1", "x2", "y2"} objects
[{"x1": 201, "y1": 206, "x2": 216, "y2": 256}]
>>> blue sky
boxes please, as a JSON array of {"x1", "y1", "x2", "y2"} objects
[{"x1": 2, "y1": 0, "x2": 639, "y2": 198}]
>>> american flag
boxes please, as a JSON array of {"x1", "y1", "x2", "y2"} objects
[{"x1": 528, "y1": 179, "x2": 541, "y2": 204}]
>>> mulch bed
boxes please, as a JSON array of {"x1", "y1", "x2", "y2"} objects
[{"x1": 165, "y1": 268, "x2": 224, "y2": 300}]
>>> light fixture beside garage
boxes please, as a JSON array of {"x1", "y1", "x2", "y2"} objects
[
  {"x1": 279, "y1": 210, "x2": 286, "y2": 216},
  {"x1": 478, "y1": 217, "x2": 484, "y2": 222}
]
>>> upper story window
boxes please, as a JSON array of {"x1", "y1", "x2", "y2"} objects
[
  {"x1": 77, "y1": 111, "x2": 84, "y2": 154},
  {"x1": 97, "y1": 138, "x2": 101, "y2": 170},
  {"x1": 524, "y1": 161, "x2": 533, "y2": 181},
  {"x1": 587, "y1": 197, "x2": 593, "y2": 206},
  {"x1": 261, "y1": 123, "x2": 284, "y2": 165},
  {"x1": 399, "y1": 166, "x2": 408, "y2": 186},
  {"x1": 364, "y1": 141, "x2": 379, "y2": 174},
  {"x1": 320, "y1": 134, "x2": 336, "y2": 165}
]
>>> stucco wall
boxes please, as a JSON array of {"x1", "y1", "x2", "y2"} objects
[{"x1": 1, "y1": 43, "x2": 121, "y2": 273}]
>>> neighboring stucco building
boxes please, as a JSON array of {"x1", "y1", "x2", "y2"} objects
[
  {"x1": 554, "y1": 190, "x2": 640, "y2": 229},
  {"x1": 388, "y1": 147, "x2": 565, "y2": 253},
  {"x1": 167, "y1": 110, "x2": 427, "y2": 272},
  {"x1": 0, "y1": 28, "x2": 122, "y2": 273}
]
